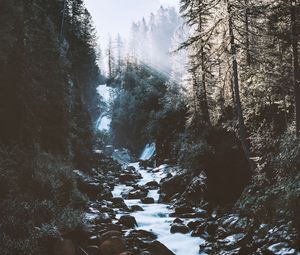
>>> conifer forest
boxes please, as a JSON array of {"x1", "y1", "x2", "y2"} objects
[{"x1": 0, "y1": 0, "x2": 300, "y2": 254}]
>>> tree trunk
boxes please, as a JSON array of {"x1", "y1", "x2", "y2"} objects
[
  {"x1": 198, "y1": 5, "x2": 211, "y2": 125},
  {"x1": 245, "y1": 0, "x2": 251, "y2": 66},
  {"x1": 291, "y1": 0, "x2": 300, "y2": 136},
  {"x1": 227, "y1": 1, "x2": 249, "y2": 157}
]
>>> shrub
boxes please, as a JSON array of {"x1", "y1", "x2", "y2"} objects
[{"x1": 0, "y1": 146, "x2": 86, "y2": 255}]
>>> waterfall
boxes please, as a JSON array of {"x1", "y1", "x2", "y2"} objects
[
  {"x1": 96, "y1": 84, "x2": 112, "y2": 131},
  {"x1": 139, "y1": 143, "x2": 156, "y2": 161}
]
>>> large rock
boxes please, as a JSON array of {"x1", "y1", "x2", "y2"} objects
[
  {"x1": 99, "y1": 236, "x2": 126, "y2": 255},
  {"x1": 145, "y1": 181, "x2": 160, "y2": 190},
  {"x1": 147, "y1": 241, "x2": 175, "y2": 255},
  {"x1": 159, "y1": 174, "x2": 190, "y2": 202},
  {"x1": 170, "y1": 223, "x2": 190, "y2": 234},
  {"x1": 141, "y1": 197, "x2": 155, "y2": 204},
  {"x1": 74, "y1": 170, "x2": 102, "y2": 199},
  {"x1": 122, "y1": 188, "x2": 148, "y2": 199},
  {"x1": 118, "y1": 215, "x2": 138, "y2": 228},
  {"x1": 100, "y1": 231, "x2": 122, "y2": 243},
  {"x1": 119, "y1": 173, "x2": 141, "y2": 184},
  {"x1": 181, "y1": 172, "x2": 207, "y2": 202},
  {"x1": 130, "y1": 205, "x2": 144, "y2": 212},
  {"x1": 110, "y1": 197, "x2": 130, "y2": 211},
  {"x1": 266, "y1": 242, "x2": 296, "y2": 255},
  {"x1": 128, "y1": 229, "x2": 157, "y2": 242}
]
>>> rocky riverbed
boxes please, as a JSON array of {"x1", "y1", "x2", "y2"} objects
[{"x1": 59, "y1": 150, "x2": 300, "y2": 255}]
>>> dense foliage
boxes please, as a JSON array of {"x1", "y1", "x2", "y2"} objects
[
  {"x1": 110, "y1": 62, "x2": 187, "y2": 156},
  {"x1": 0, "y1": 0, "x2": 101, "y2": 254}
]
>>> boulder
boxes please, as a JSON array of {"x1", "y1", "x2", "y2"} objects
[
  {"x1": 74, "y1": 170, "x2": 102, "y2": 199},
  {"x1": 181, "y1": 172, "x2": 207, "y2": 202},
  {"x1": 145, "y1": 181, "x2": 160, "y2": 189},
  {"x1": 139, "y1": 252, "x2": 151, "y2": 255},
  {"x1": 100, "y1": 231, "x2": 122, "y2": 243},
  {"x1": 191, "y1": 223, "x2": 206, "y2": 237},
  {"x1": 169, "y1": 211, "x2": 208, "y2": 219},
  {"x1": 94, "y1": 213, "x2": 112, "y2": 224},
  {"x1": 187, "y1": 220, "x2": 204, "y2": 230},
  {"x1": 128, "y1": 229, "x2": 157, "y2": 242},
  {"x1": 147, "y1": 241, "x2": 175, "y2": 255},
  {"x1": 159, "y1": 174, "x2": 190, "y2": 202},
  {"x1": 266, "y1": 243, "x2": 296, "y2": 255},
  {"x1": 122, "y1": 188, "x2": 148, "y2": 199},
  {"x1": 221, "y1": 233, "x2": 247, "y2": 246},
  {"x1": 99, "y1": 188, "x2": 113, "y2": 200},
  {"x1": 99, "y1": 236, "x2": 126, "y2": 255},
  {"x1": 174, "y1": 207, "x2": 194, "y2": 215},
  {"x1": 173, "y1": 218, "x2": 184, "y2": 224},
  {"x1": 130, "y1": 205, "x2": 144, "y2": 212},
  {"x1": 141, "y1": 197, "x2": 155, "y2": 204},
  {"x1": 110, "y1": 197, "x2": 130, "y2": 211},
  {"x1": 119, "y1": 174, "x2": 141, "y2": 184},
  {"x1": 118, "y1": 215, "x2": 138, "y2": 228},
  {"x1": 170, "y1": 223, "x2": 190, "y2": 234}
]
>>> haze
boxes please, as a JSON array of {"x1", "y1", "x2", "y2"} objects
[{"x1": 84, "y1": 0, "x2": 179, "y2": 48}]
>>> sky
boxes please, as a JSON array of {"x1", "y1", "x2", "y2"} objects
[{"x1": 84, "y1": 0, "x2": 179, "y2": 49}]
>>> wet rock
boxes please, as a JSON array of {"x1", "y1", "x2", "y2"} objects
[
  {"x1": 110, "y1": 197, "x2": 130, "y2": 211},
  {"x1": 221, "y1": 233, "x2": 247, "y2": 246},
  {"x1": 74, "y1": 170, "x2": 102, "y2": 199},
  {"x1": 170, "y1": 223, "x2": 190, "y2": 234},
  {"x1": 191, "y1": 223, "x2": 206, "y2": 237},
  {"x1": 147, "y1": 240, "x2": 175, "y2": 255},
  {"x1": 118, "y1": 252, "x2": 134, "y2": 255},
  {"x1": 139, "y1": 160, "x2": 149, "y2": 169},
  {"x1": 266, "y1": 243, "x2": 296, "y2": 255},
  {"x1": 99, "y1": 188, "x2": 113, "y2": 200},
  {"x1": 110, "y1": 197, "x2": 125, "y2": 204},
  {"x1": 130, "y1": 205, "x2": 144, "y2": 212},
  {"x1": 119, "y1": 174, "x2": 141, "y2": 184},
  {"x1": 118, "y1": 215, "x2": 138, "y2": 228},
  {"x1": 181, "y1": 172, "x2": 207, "y2": 202},
  {"x1": 128, "y1": 229, "x2": 157, "y2": 242},
  {"x1": 174, "y1": 206, "x2": 194, "y2": 214},
  {"x1": 122, "y1": 188, "x2": 148, "y2": 199},
  {"x1": 100, "y1": 231, "x2": 122, "y2": 243},
  {"x1": 187, "y1": 220, "x2": 204, "y2": 230},
  {"x1": 169, "y1": 211, "x2": 208, "y2": 219},
  {"x1": 139, "y1": 252, "x2": 151, "y2": 255},
  {"x1": 218, "y1": 247, "x2": 241, "y2": 255},
  {"x1": 159, "y1": 174, "x2": 189, "y2": 202},
  {"x1": 206, "y1": 222, "x2": 218, "y2": 235},
  {"x1": 100, "y1": 236, "x2": 126, "y2": 255},
  {"x1": 173, "y1": 218, "x2": 184, "y2": 224},
  {"x1": 141, "y1": 197, "x2": 155, "y2": 204},
  {"x1": 94, "y1": 213, "x2": 112, "y2": 224},
  {"x1": 145, "y1": 181, "x2": 160, "y2": 189},
  {"x1": 112, "y1": 148, "x2": 134, "y2": 166}
]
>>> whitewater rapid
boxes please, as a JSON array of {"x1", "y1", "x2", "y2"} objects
[
  {"x1": 112, "y1": 162, "x2": 206, "y2": 255},
  {"x1": 96, "y1": 84, "x2": 112, "y2": 131}
]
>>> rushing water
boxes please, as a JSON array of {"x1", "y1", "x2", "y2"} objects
[
  {"x1": 139, "y1": 143, "x2": 156, "y2": 161},
  {"x1": 112, "y1": 162, "x2": 206, "y2": 255},
  {"x1": 96, "y1": 84, "x2": 112, "y2": 131}
]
